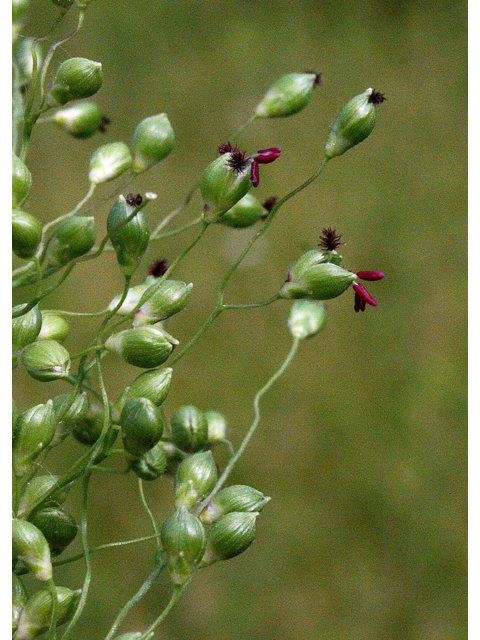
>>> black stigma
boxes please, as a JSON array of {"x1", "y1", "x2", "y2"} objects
[
  {"x1": 369, "y1": 90, "x2": 386, "y2": 104},
  {"x1": 227, "y1": 148, "x2": 248, "y2": 173},
  {"x1": 148, "y1": 259, "x2": 169, "y2": 277},
  {"x1": 126, "y1": 193, "x2": 143, "y2": 207}
]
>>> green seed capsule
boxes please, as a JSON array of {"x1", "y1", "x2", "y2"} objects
[
  {"x1": 255, "y1": 72, "x2": 321, "y2": 118},
  {"x1": 170, "y1": 405, "x2": 209, "y2": 453},
  {"x1": 133, "y1": 280, "x2": 193, "y2": 326},
  {"x1": 201, "y1": 152, "x2": 253, "y2": 221},
  {"x1": 15, "y1": 586, "x2": 80, "y2": 640},
  {"x1": 175, "y1": 450, "x2": 217, "y2": 509},
  {"x1": 105, "y1": 326, "x2": 178, "y2": 369},
  {"x1": 30, "y1": 506, "x2": 78, "y2": 556},
  {"x1": 287, "y1": 300, "x2": 327, "y2": 340},
  {"x1": 21, "y1": 339, "x2": 71, "y2": 381},
  {"x1": 45, "y1": 216, "x2": 96, "y2": 267},
  {"x1": 13, "y1": 401, "x2": 57, "y2": 477},
  {"x1": 12, "y1": 304, "x2": 42, "y2": 350},
  {"x1": 12, "y1": 574, "x2": 28, "y2": 633},
  {"x1": 89, "y1": 142, "x2": 132, "y2": 184},
  {"x1": 120, "y1": 397, "x2": 164, "y2": 457},
  {"x1": 205, "y1": 410, "x2": 227, "y2": 444},
  {"x1": 200, "y1": 485, "x2": 269, "y2": 525},
  {"x1": 280, "y1": 262, "x2": 356, "y2": 301},
  {"x1": 131, "y1": 441, "x2": 167, "y2": 480},
  {"x1": 128, "y1": 367, "x2": 173, "y2": 406},
  {"x1": 12, "y1": 153, "x2": 32, "y2": 207},
  {"x1": 217, "y1": 193, "x2": 266, "y2": 229},
  {"x1": 199, "y1": 512, "x2": 258, "y2": 567},
  {"x1": 37, "y1": 311, "x2": 70, "y2": 342},
  {"x1": 288, "y1": 248, "x2": 342, "y2": 283},
  {"x1": 71, "y1": 402, "x2": 108, "y2": 446},
  {"x1": 12, "y1": 519, "x2": 52, "y2": 581},
  {"x1": 12, "y1": 210, "x2": 42, "y2": 259},
  {"x1": 53, "y1": 391, "x2": 89, "y2": 427},
  {"x1": 106, "y1": 195, "x2": 149, "y2": 275},
  {"x1": 53, "y1": 101, "x2": 103, "y2": 138},
  {"x1": 50, "y1": 57, "x2": 102, "y2": 105},
  {"x1": 132, "y1": 113, "x2": 175, "y2": 175},
  {"x1": 17, "y1": 475, "x2": 71, "y2": 518},
  {"x1": 161, "y1": 507, "x2": 206, "y2": 585}
]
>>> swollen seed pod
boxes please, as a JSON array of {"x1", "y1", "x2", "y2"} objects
[
  {"x1": 106, "y1": 195, "x2": 149, "y2": 275},
  {"x1": 201, "y1": 152, "x2": 253, "y2": 221},
  {"x1": 287, "y1": 300, "x2": 328, "y2": 340},
  {"x1": 45, "y1": 216, "x2": 96, "y2": 267},
  {"x1": 49, "y1": 57, "x2": 102, "y2": 105},
  {"x1": 218, "y1": 193, "x2": 266, "y2": 229},
  {"x1": 12, "y1": 304, "x2": 42, "y2": 350},
  {"x1": 71, "y1": 402, "x2": 107, "y2": 446},
  {"x1": 199, "y1": 512, "x2": 258, "y2": 567},
  {"x1": 111, "y1": 388, "x2": 133, "y2": 425},
  {"x1": 205, "y1": 410, "x2": 227, "y2": 444},
  {"x1": 53, "y1": 391, "x2": 89, "y2": 427},
  {"x1": 13, "y1": 401, "x2": 57, "y2": 477},
  {"x1": 131, "y1": 441, "x2": 167, "y2": 480},
  {"x1": 17, "y1": 475, "x2": 71, "y2": 518},
  {"x1": 280, "y1": 262, "x2": 356, "y2": 301},
  {"x1": 15, "y1": 586, "x2": 81, "y2": 640},
  {"x1": 30, "y1": 506, "x2": 78, "y2": 556},
  {"x1": 128, "y1": 367, "x2": 173, "y2": 406},
  {"x1": 12, "y1": 210, "x2": 42, "y2": 259},
  {"x1": 254, "y1": 72, "x2": 321, "y2": 118},
  {"x1": 200, "y1": 485, "x2": 269, "y2": 525},
  {"x1": 175, "y1": 450, "x2": 217, "y2": 509},
  {"x1": 12, "y1": 153, "x2": 32, "y2": 207},
  {"x1": 89, "y1": 142, "x2": 132, "y2": 184},
  {"x1": 21, "y1": 339, "x2": 71, "y2": 381},
  {"x1": 120, "y1": 397, "x2": 164, "y2": 457},
  {"x1": 37, "y1": 311, "x2": 70, "y2": 342},
  {"x1": 105, "y1": 326, "x2": 179, "y2": 369},
  {"x1": 161, "y1": 507, "x2": 206, "y2": 585},
  {"x1": 132, "y1": 113, "x2": 175, "y2": 175},
  {"x1": 325, "y1": 88, "x2": 385, "y2": 159},
  {"x1": 170, "y1": 405, "x2": 209, "y2": 453},
  {"x1": 133, "y1": 280, "x2": 193, "y2": 326},
  {"x1": 288, "y1": 249, "x2": 342, "y2": 283},
  {"x1": 12, "y1": 519, "x2": 52, "y2": 581},
  {"x1": 12, "y1": 574, "x2": 27, "y2": 633},
  {"x1": 53, "y1": 101, "x2": 103, "y2": 138}
]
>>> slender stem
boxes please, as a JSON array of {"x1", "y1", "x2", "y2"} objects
[
  {"x1": 230, "y1": 113, "x2": 258, "y2": 140},
  {"x1": 150, "y1": 215, "x2": 202, "y2": 240},
  {"x1": 150, "y1": 181, "x2": 200, "y2": 237},
  {"x1": 138, "y1": 479, "x2": 161, "y2": 555},
  {"x1": 46, "y1": 578, "x2": 58, "y2": 640},
  {"x1": 137, "y1": 581, "x2": 192, "y2": 640},
  {"x1": 223, "y1": 293, "x2": 281, "y2": 310}
]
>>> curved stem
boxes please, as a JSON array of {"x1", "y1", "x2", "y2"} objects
[
  {"x1": 230, "y1": 113, "x2": 258, "y2": 140},
  {"x1": 223, "y1": 293, "x2": 281, "y2": 310},
  {"x1": 137, "y1": 581, "x2": 192, "y2": 640},
  {"x1": 150, "y1": 215, "x2": 202, "y2": 240},
  {"x1": 138, "y1": 479, "x2": 161, "y2": 556}
]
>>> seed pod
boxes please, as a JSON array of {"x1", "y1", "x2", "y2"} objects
[
  {"x1": 53, "y1": 391, "x2": 89, "y2": 429},
  {"x1": 132, "y1": 113, "x2": 175, "y2": 175},
  {"x1": 105, "y1": 326, "x2": 178, "y2": 369},
  {"x1": 71, "y1": 401, "x2": 106, "y2": 446},
  {"x1": 200, "y1": 485, "x2": 269, "y2": 524},
  {"x1": 17, "y1": 475, "x2": 71, "y2": 518},
  {"x1": 50, "y1": 57, "x2": 102, "y2": 105},
  {"x1": 12, "y1": 152, "x2": 32, "y2": 207},
  {"x1": 12, "y1": 210, "x2": 42, "y2": 259},
  {"x1": 133, "y1": 280, "x2": 193, "y2": 326},
  {"x1": 12, "y1": 573, "x2": 28, "y2": 633},
  {"x1": 21, "y1": 339, "x2": 71, "y2": 381},
  {"x1": 13, "y1": 401, "x2": 57, "y2": 477},
  {"x1": 108, "y1": 282, "x2": 150, "y2": 316},
  {"x1": 120, "y1": 397, "x2": 164, "y2": 457},
  {"x1": 288, "y1": 249, "x2": 342, "y2": 283},
  {"x1": 175, "y1": 450, "x2": 217, "y2": 509},
  {"x1": 128, "y1": 367, "x2": 173, "y2": 406},
  {"x1": 12, "y1": 519, "x2": 52, "y2": 581},
  {"x1": 30, "y1": 506, "x2": 78, "y2": 556},
  {"x1": 89, "y1": 142, "x2": 132, "y2": 184},
  {"x1": 106, "y1": 195, "x2": 149, "y2": 275},
  {"x1": 204, "y1": 410, "x2": 227, "y2": 444},
  {"x1": 199, "y1": 512, "x2": 258, "y2": 567},
  {"x1": 37, "y1": 311, "x2": 70, "y2": 342},
  {"x1": 201, "y1": 152, "x2": 253, "y2": 221},
  {"x1": 45, "y1": 216, "x2": 96, "y2": 267},
  {"x1": 325, "y1": 87, "x2": 385, "y2": 159},
  {"x1": 280, "y1": 262, "x2": 356, "y2": 301},
  {"x1": 254, "y1": 72, "x2": 321, "y2": 118},
  {"x1": 53, "y1": 101, "x2": 103, "y2": 138},
  {"x1": 131, "y1": 441, "x2": 167, "y2": 480},
  {"x1": 161, "y1": 507, "x2": 206, "y2": 585},
  {"x1": 15, "y1": 586, "x2": 81, "y2": 640},
  {"x1": 12, "y1": 304, "x2": 42, "y2": 350},
  {"x1": 170, "y1": 405, "x2": 208, "y2": 453},
  {"x1": 287, "y1": 300, "x2": 327, "y2": 340},
  {"x1": 217, "y1": 193, "x2": 266, "y2": 229}
]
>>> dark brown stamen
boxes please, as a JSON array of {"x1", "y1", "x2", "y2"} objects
[
  {"x1": 227, "y1": 148, "x2": 249, "y2": 173},
  {"x1": 126, "y1": 193, "x2": 143, "y2": 207},
  {"x1": 369, "y1": 90, "x2": 386, "y2": 104},
  {"x1": 318, "y1": 227, "x2": 345, "y2": 251}
]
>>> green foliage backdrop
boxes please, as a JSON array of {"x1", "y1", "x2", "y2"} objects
[{"x1": 14, "y1": 1, "x2": 466, "y2": 638}]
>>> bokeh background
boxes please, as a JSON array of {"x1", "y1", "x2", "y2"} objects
[{"x1": 14, "y1": 0, "x2": 467, "y2": 639}]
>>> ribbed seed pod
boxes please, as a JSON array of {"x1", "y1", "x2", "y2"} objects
[
  {"x1": 128, "y1": 367, "x2": 173, "y2": 406},
  {"x1": 30, "y1": 506, "x2": 78, "y2": 556},
  {"x1": 12, "y1": 210, "x2": 42, "y2": 259},
  {"x1": 12, "y1": 153, "x2": 32, "y2": 207},
  {"x1": 37, "y1": 311, "x2": 70, "y2": 342},
  {"x1": 17, "y1": 475, "x2": 71, "y2": 518},
  {"x1": 106, "y1": 195, "x2": 149, "y2": 275},
  {"x1": 45, "y1": 216, "x2": 96, "y2": 267},
  {"x1": 175, "y1": 450, "x2": 217, "y2": 509},
  {"x1": 287, "y1": 299, "x2": 328, "y2": 340},
  {"x1": 131, "y1": 441, "x2": 167, "y2": 481},
  {"x1": 218, "y1": 193, "x2": 266, "y2": 228},
  {"x1": 199, "y1": 485, "x2": 269, "y2": 525},
  {"x1": 105, "y1": 326, "x2": 178, "y2": 369},
  {"x1": 133, "y1": 280, "x2": 193, "y2": 326},
  {"x1": 161, "y1": 507, "x2": 206, "y2": 585},
  {"x1": 71, "y1": 402, "x2": 108, "y2": 446},
  {"x1": 288, "y1": 249, "x2": 342, "y2": 283},
  {"x1": 13, "y1": 401, "x2": 57, "y2": 477},
  {"x1": 52, "y1": 391, "x2": 89, "y2": 427},
  {"x1": 170, "y1": 405, "x2": 208, "y2": 453},
  {"x1": 49, "y1": 57, "x2": 102, "y2": 105},
  {"x1": 53, "y1": 101, "x2": 103, "y2": 138},
  {"x1": 120, "y1": 397, "x2": 164, "y2": 457},
  {"x1": 12, "y1": 304, "x2": 42, "y2": 350},
  {"x1": 12, "y1": 574, "x2": 28, "y2": 633},
  {"x1": 254, "y1": 72, "x2": 321, "y2": 118},
  {"x1": 89, "y1": 142, "x2": 132, "y2": 184},
  {"x1": 280, "y1": 262, "x2": 356, "y2": 301},
  {"x1": 14, "y1": 586, "x2": 81, "y2": 640},
  {"x1": 199, "y1": 512, "x2": 258, "y2": 567},
  {"x1": 21, "y1": 339, "x2": 71, "y2": 381},
  {"x1": 201, "y1": 152, "x2": 253, "y2": 221},
  {"x1": 132, "y1": 113, "x2": 175, "y2": 175},
  {"x1": 12, "y1": 519, "x2": 52, "y2": 581}
]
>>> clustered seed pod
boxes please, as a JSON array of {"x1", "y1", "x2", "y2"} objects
[
  {"x1": 12, "y1": 153, "x2": 32, "y2": 207},
  {"x1": 199, "y1": 511, "x2": 258, "y2": 567},
  {"x1": 105, "y1": 326, "x2": 178, "y2": 369},
  {"x1": 89, "y1": 142, "x2": 132, "y2": 184},
  {"x1": 132, "y1": 113, "x2": 175, "y2": 175},
  {"x1": 106, "y1": 195, "x2": 149, "y2": 275},
  {"x1": 175, "y1": 451, "x2": 217, "y2": 509},
  {"x1": 120, "y1": 397, "x2": 164, "y2": 457},
  {"x1": 14, "y1": 585, "x2": 80, "y2": 640},
  {"x1": 200, "y1": 485, "x2": 269, "y2": 525},
  {"x1": 13, "y1": 401, "x2": 57, "y2": 477},
  {"x1": 49, "y1": 57, "x2": 102, "y2": 105},
  {"x1": 45, "y1": 216, "x2": 96, "y2": 267},
  {"x1": 12, "y1": 573, "x2": 28, "y2": 633},
  {"x1": 12, "y1": 211, "x2": 42, "y2": 259},
  {"x1": 37, "y1": 311, "x2": 70, "y2": 342},
  {"x1": 217, "y1": 193, "x2": 267, "y2": 229},
  {"x1": 53, "y1": 101, "x2": 103, "y2": 138},
  {"x1": 12, "y1": 304, "x2": 42, "y2": 350},
  {"x1": 161, "y1": 507, "x2": 206, "y2": 585},
  {"x1": 128, "y1": 367, "x2": 173, "y2": 406},
  {"x1": 204, "y1": 410, "x2": 227, "y2": 444},
  {"x1": 16, "y1": 475, "x2": 71, "y2": 519},
  {"x1": 254, "y1": 71, "x2": 321, "y2": 118},
  {"x1": 133, "y1": 280, "x2": 193, "y2": 326},
  {"x1": 21, "y1": 339, "x2": 71, "y2": 381},
  {"x1": 287, "y1": 300, "x2": 328, "y2": 340},
  {"x1": 71, "y1": 402, "x2": 106, "y2": 446},
  {"x1": 12, "y1": 519, "x2": 52, "y2": 581},
  {"x1": 131, "y1": 441, "x2": 167, "y2": 480},
  {"x1": 280, "y1": 255, "x2": 356, "y2": 301},
  {"x1": 201, "y1": 151, "x2": 253, "y2": 221},
  {"x1": 170, "y1": 405, "x2": 208, "y2": 453},
  {"x1": 30, "y1": 506, "x2": 78, "y2": 556}
]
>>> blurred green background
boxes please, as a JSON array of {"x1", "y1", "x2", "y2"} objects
[{"x1": 14, "y1": 0, "x2": 467, "y2": 638}]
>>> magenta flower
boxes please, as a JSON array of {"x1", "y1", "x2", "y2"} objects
[
  {"x1": 250, "y1": 147, "x2": 282, "y2": 187},
  {"x1": 353, "y1": 271, "x2": 385, "y2": 312}
]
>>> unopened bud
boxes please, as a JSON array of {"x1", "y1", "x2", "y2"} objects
[
  {"x1": 161, "y1": 507, "x2": 206, "y2": 585},
  {"x1": 106, "y1": 195, "x2": 149, "y2": 275},
  {"x1": 120, "y1": 397, "x2": 164, "y2": 457},
  {"x1": 30, "y1": 506, "x2": 78, "y2": 556},
  {"x1": 131, "y1": 441, "x2": 167, "y2": 481},
  {"x1": 199, "y1": 512, "x2": 258, "y2": 567},
  {"x1": 53, "y1": 101, "x2": 103, "y2": 138},
  {"x1": 200, "y1": 485, "x2": 269, "y2": 525},
  {"x1": 12, "y1": 519, "x2": 52, "y2": 581},
  {"x1": 175, "y1": 450, "x2": 217, "y2": 509},
  {"x1": 12, "y1": 211, "x2": 42, "y2": 259},
  {"x1": 15, "y1": 586, "x2": 80, "y2": 640},
  {"x1": 254, "y1": 72, "x2": 321, "y2": 118},
  {"x1": 50, "y1": 57, "x2": 102, "y2": 105},
  {"x1": 128, "y1": 367, "x2": 173, "y2": 406},
  {"x1": 105, "y1": 326, "x2": 178, "y2": 369},
  {"x1": 12, "y1": 153, "x2": 32, "y2": 207},
  {"x1": 45, "y1": 216, "x2": 96, "y2": 267},
  {"x1": 89, "y1": 142, "x2": 132, "y2": 184},
  {"x1": 218, "y1": 193, "x2": 266, "y2": 229},
  {"x1": 133, "y1": 280, "x2": 193, "y2": 326},
  {"x1": 287, "y1": 300, "x2": 327, "y2": 339},
  {"x1": 37, "y1": 311, "x2": 70, "y2": 342},
  {"x1": 132, "y1": 113, "x2": 175, "y2": 175},
  {"x1": 13, "y1": 401, "x2": 57, "y2": 477},
  {"x1": 21, "y1": 339, "x2": 71, "y2": 381},
  {"x1": 171, "y1": 405, "x2": 208, "y2": 453},
  {"x1": 12, "y1": 304, "x2": 42, "y2": 350},
  {"x1": 205, "y1": 410, "x2": 227, "y2": 444},
  {"x1": 201, "y1": 151, "x2": 253, "y2": 221}
]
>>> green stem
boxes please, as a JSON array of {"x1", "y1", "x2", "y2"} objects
[
  {"x1": 150, "y1": 215, "x2": 202, "y2": 240},
  {"x1": 137, "y1": 581, "x2": 192, "y2": 640},
  {"x1": 46, "y1": 578, "x2": 58, "y2": 640},
  {"x1": 138, "y1": 479, "x2": 162, "y2": 556},
  {"x1": 231, "y1": 113, "x2": 258, "y2": 139},
  {"x1": 223, "y1": 293, "x2": 281, "y2": 310},
  {"x1": 150, "y1": 181, "x2": 200, "y2": 237}
]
